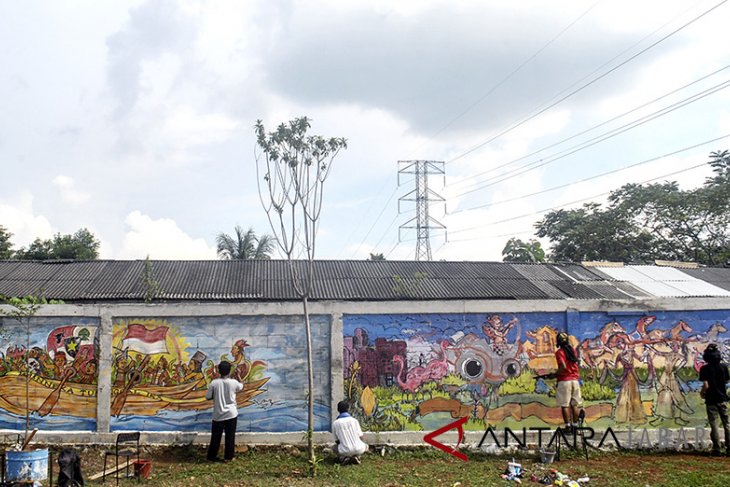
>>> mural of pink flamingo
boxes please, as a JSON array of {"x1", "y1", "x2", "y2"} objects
[
  {"x1": 424, "y1": 340, "x2": 450, "y2": 381},
  {"x1": 393, "y1": 354, "x2": 428, "y2": 396}
]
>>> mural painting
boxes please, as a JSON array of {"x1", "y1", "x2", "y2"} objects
[
  {"x1": 0, "y1": 317, "x2": 100, "y2": 430},
  {"x1": 343, "y1": 311, "x2": 730, "y2": 432},
  {"x1": 111, "y1": 316, "x2": 331, "y2": 432}
]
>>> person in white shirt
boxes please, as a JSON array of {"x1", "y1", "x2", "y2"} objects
[
  {"x1": 205, "y1": 360, "x2": 243, "y2": 462},
  {"x1": 332, "y1": 400, "x2": 368, "y2": 464}
]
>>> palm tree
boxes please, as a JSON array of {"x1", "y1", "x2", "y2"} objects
[{"x1": 216, "y1": 226, "x2": 275, "y2": 260}]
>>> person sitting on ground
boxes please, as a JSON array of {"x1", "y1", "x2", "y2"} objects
[
  {"x1": 332, "y1": 400, "x2": 368, "y2": 464},
  {"x1": 699, "y1": 343, "x2": 730, "y2": 456},
  {"x1": 555, "y1": 332, "x2": 582, "y2": 433}
]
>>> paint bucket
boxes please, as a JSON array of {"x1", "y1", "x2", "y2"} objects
[
  {"x1": 134, "y1": 459, "x2": 152, "y2": 479},
  {"x1": 539, "y1": 449, "x2": 556, "y2": 464},
  {"x1": 4, "y1": 448, "x2": 49, "y2": 483}
]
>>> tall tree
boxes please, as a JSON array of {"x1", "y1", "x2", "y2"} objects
[
  {"x1": 15, "y1": 238, "x2": 54, "y2": 260},
  {"x1": 502, "y1": 238, "x2": 546, "y2": 263},
  {"x1": 15, "y1": 228, "x2": 100, "y2": 260},
  {"x1": 216, "y1": 226, "x2": 275, "y2": 260},
  {"x1": 255, "y1": 116, "x2": 347, "y2": 473},
  {"x1": 0, "y1": 226, "x2": 14, "y2": 259},
  {"x1": 536, "y1": 150, "x2": 730, "y2": 264}
]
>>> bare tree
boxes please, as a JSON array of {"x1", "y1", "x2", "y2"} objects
[{"x1": 254, "y1": 117, "x2": 347, "y2": 472}]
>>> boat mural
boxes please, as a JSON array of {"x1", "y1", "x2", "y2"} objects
[
  {"x1": 0, "y1": 318, "x2": 101, "y2": 424},
  {"x1": 110, "y1": 320, "x2": 269, "y2": 417}
]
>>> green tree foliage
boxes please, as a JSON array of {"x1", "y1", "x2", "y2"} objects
[
  {"x1": 141, "y1": 256, "x2": 162, "y2": 303},
  {"x1": 0, "y1": 226, "x2": 14, "y2": 259},
  {"x1": 536, "y1": 151, "x2": 730, "y2": 265},
  {"x1": 367, "y1": 252, "x2": 386, "y2": 261},
  {"x1": 14, "y1": 228, "x2": 100, "y2": 260},
  {"x1": 216, "y1": 225, "x2": 275, "y2": 260},
  {"x1": 501, "y1": 238, "x2": 546, "y2": 263}
]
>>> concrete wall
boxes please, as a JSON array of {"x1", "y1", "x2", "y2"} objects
[{"x1": 0, "y1": 298, "x2": 728, "y2": 446}]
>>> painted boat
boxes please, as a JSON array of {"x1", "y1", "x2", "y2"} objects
[{"x1": 0, "y1": 371, "x2": 269, "y2": 418}]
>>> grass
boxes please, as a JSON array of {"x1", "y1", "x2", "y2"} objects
[{"x1": 26, "y1": 444, "x2": 730, "y2": 487}]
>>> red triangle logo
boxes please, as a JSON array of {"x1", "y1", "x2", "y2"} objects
[{"x1": 423, "y1": 416, "x2": 469, "y2": 461}]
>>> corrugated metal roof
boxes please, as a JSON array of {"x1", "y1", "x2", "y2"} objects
[
  {"x1": 610, "y1": 281, "x2": 654, "y2": 299},
  {"x1": 511, "y1": 263, "x2": 564, "y2": 281},
  {"x1": 548, "y1": 264, "x2": 605, "y2": 281},
  {"x1": 595, "y1": 264, "x2": 730, "y2": 298},
  {"x1": 0, "y1": 260, "x2": 728, "y2": 302},
  {"x1": 581, "y1": 282, "x2": 639, "y2": 300},
  {"x1": 680, "y1": 267, "x2": 730, "y2": 292},
  {"x1": 527, "y1": 280, "x2": 569, "y2": 299},
  {"x1": 550, "y1": 281, "x2": 605, "y2": 299}
]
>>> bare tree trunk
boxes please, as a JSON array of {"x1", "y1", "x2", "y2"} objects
[
  {"x1": 302, "y1": 295, "x2": 315, "y2": 474},
  {"x1": 25, "y1": 319, "x2": 30, "y2": 440}
]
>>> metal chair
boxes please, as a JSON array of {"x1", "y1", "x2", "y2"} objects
[{"x1": 103, "y1": 432, "x2": 140, "y2": 484}]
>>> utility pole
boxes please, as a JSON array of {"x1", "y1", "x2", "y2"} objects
[{"x1": 398, "y1": 160, "x2": 446, "y2": 261}]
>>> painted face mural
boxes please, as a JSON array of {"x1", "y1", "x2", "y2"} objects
[
  {"x1": 343, "y1": 311, "x2": 730, "y2": 432},
  {"x1": 110, "y1": 316, "x2": 332, "y2": 433},
  {"x1": 0, "y1": 317, "x2": 100, "y2": 430}
]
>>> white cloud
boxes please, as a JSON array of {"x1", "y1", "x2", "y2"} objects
[
  {"x1": 53, "y1": 175, "x2": 91, "y2": 205},
  {"x1": 1, "y1": 1, "x2": 727, "y2": 265},
  {"x1": 0, "y1": 192, "x2": 54, "y2": 248},
  {"x1": 116, "y1": 211, "x2": 217, "y2": 259},
  {"x1": 162, "y1": 106, "x2": 240, "y2": 149}
]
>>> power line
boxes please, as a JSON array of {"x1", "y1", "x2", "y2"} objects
[
  {"x1": 449, "y1": 160, "x2": 710, "y2": 235},
  {"x1": 442, "y1": 228, "x2": 536, "y2": 244},
  {"x1": 446, "y1": 63, "x2": 730, "y2": 192},
  {"x1": 446, "y1": 0, "x2": 729, "y2": 165},
  {"x1": 449, "y1": 133, "x2": 730, "y2": 215},
  {"x1": 384, "y1": 239, "x2": 403, "y2": 259},
  {"x1": 345, "y1": 181, "x2": 407, "y2": 259},
  {"x1": 370, "y1": 213, "x2": 401, "y2": 254},
  {"x1": 349, "y1": 3, "x2": 607, "y2": 258},
  {"x1": 402, "y1": 1, "x2": 602, "y2": 159},
  {"x1": 448, "y1": 79, "x2": 730, "y2": 198}
]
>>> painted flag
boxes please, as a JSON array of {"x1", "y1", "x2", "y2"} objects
[
  {"x1": 122, "y1": 324, "x2": 169, "y2": 355},
  {"x1": 47, "y1": 325, "x2": 98, "y2": 359}
]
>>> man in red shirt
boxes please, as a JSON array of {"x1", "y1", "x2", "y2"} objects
[{"x1": 555, "y1": 332, "x2": 582, "y2": 432}]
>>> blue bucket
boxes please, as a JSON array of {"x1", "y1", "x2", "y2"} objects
[{"x1": 5, "y1": 449, "x2": 49, "y2": 482}]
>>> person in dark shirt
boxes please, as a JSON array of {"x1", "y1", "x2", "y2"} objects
[{"x1": 699, "y1": 343, "x2": 730, "y2": 456}]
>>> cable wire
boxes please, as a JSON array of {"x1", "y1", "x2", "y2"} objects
[
  {"x1": 446, "y1": 63, "x2": 730, "y2": 191},
  {"x1": 449, "y1": 161, "x2": 709, "y2": 235},
  {"x1": 449, "y1": 79, "x2": 730, "y2": 198},
  {"x1": 446, "y1": 0, "x2": 728, "y2": 165},
  {"x1": 450, "y1": 133, "x2": 730, "y2": 214}
]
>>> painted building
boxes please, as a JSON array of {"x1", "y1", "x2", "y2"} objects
[{"x1": 0, "y1": 259, "x2": 729, "y2": 444}]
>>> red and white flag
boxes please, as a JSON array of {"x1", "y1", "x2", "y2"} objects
[
  {"x1": 47, "y1": 325, "x2": 97, "y2": 359},
  {"x1": 122, "y1": 324, "x2": 169, "y2": 355}
]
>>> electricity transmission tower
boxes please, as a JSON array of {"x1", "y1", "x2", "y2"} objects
[{"x1": 398, "y1": 160, "x2": 446, "y2": 261}]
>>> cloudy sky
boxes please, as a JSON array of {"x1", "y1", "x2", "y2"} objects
[{"x1": 1, "y1": 0, "x2": 729, "y2": 261}]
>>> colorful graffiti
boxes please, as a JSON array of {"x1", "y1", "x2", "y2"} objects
[
  {"x1": 343, "y1": 311, "x2": 730, "y2": 432},
  {"x1": 111, "y1": 315, "x2": 332, "y2": 433},
  {"x1": 110, "y1": 319, "x2": 270, "y2": 419},
  {"x1": 0, "y1": 317, "x2": 100, "y2": 430}
]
